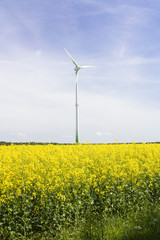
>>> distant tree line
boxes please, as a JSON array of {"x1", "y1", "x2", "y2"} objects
[
  {"x1": 0, "y1": 141, "x2": 159, "y2": 145},
  {"x1": 0, "y1": 141, "x2": 61, "y2": 145}
]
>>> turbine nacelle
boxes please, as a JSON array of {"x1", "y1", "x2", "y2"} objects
[{"x1": 74, "y1": 65, "x2": 81, "y2": 73}]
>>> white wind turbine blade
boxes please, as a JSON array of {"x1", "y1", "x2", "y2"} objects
[
  {"x1": 64, "y1": 48, "x2": 78, "y2": 67},
  {"x1": 80, "y1": 65, "x2": 96, "y2": 69}
]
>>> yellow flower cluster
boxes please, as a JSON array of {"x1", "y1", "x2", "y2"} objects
[{"x1": 0, "y1": 143, "x2": 160, "y2": 204}]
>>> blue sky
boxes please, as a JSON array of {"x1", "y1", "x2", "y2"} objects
[{"x1": 0, "y1": 0, "x2": 160, "y2": 143}]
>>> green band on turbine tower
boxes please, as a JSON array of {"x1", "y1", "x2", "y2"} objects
[{"x1": 76, "y1": 131, "x2": 79, "y2": 144}]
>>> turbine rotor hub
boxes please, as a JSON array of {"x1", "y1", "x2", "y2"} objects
[{"x1": 74, "y1": 66, "x2": 80, "y2": 72}]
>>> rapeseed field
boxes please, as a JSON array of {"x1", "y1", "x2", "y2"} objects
[{"x1": 0, "y1": 143, "x2": 160, "y2": 239}]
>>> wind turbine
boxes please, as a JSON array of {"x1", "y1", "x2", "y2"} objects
[{"x1": 64, "y1": 48, "x2": 95, "y2": 144}]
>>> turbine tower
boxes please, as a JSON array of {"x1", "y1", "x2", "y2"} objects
[{"x1": 64, "y1": 48, "x2": 94, "y2": 144}]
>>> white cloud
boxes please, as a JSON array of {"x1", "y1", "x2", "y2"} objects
[
  {"x1": 0, "y1": 46, "x2": 159, "y2": 143},
  {"x1": 96, "y1": 132, "x2": 112, "y2": 136},
  {"x1": 17, "y1": 132, "x2": 26, "y2": 137}
]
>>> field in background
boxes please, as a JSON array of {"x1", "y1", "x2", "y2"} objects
[{"x1": 0, "y1": 143, "x2": 160, "y2": 239}]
